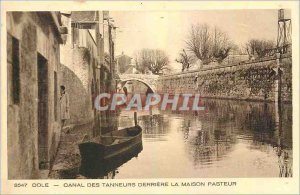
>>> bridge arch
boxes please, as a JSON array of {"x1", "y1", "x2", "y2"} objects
[
  {"x1": 118, "y1": 73, "x2": 159, "y2": 94},
  {"x1": 118, "y1": 78, "x2": 156, "y2": 93}
]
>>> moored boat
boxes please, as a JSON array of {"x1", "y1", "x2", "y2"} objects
[{"x1": 78, "y1": 125, "x2": 142, "y2": 177}]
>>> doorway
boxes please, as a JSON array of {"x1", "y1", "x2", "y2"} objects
[{"x1": 37, "y1": 53, "x2": 48, "y2": 169}]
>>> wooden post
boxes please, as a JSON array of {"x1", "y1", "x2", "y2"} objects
[
  {"x1": 275, "y1": 52, "x2": 282, "y2": 104},
  {"x1": 134, "y1": 112, "x2": 137, "y2": 126}
]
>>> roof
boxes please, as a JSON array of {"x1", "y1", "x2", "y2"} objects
[
  {"x1": 115, "y1": 53, "x2": 132, "y2": 59},
  {"x1": 71, "y1": 11, "x2": 97, "y2": 23},
  {"x1": 37, "y1": 12, "x2": 63, "y2": 43}
]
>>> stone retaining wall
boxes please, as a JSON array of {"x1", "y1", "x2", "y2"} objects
[{"x1": 157, "y1": 53, "x2": 292, "y2": 102}]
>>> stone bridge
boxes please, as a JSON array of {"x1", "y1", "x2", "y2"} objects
[
  {"x1": 118, "y1": 73, "x2": 159, "y2": 92},
  {"x1": 116, "y1": 53, "x2": 292, "y2": 102}
]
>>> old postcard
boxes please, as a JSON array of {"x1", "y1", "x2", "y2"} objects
[{"x1": 1, "y1": 1, "x2": 299, "y2": 194}]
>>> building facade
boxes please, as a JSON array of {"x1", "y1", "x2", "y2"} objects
[
  {"x1": 7, "y1": 10, "x2": 117, "y2": 179},
  {"x1": 7, "y1": 12, "x2": 62, "y2": 179},
  {"x1": 115, "y1": 52, "x2": 132, "y2": 74},
  {"x1": 60, "y1": 11, "x2": 116, "y2": 126},
  {"x1": 60, "y1": 11, "x2": 117, "y2": 137}
]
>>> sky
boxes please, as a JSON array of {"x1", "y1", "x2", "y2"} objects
[{"x1": 110, "y1": 10, "x2": 291, "y2": 71}]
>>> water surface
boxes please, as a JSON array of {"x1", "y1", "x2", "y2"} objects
[{"x1": 108, "y1": 99, "x2": 292, "y2": 178}]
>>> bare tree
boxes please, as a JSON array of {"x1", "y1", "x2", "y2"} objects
[
  {"x1": 175, "y1": 49, "x2": 195, "y2": 72},
  {"x1": 186, "y1": 24, "x2": 211, "y2": 64},
  {"x1": 135, "y1": 49, "x2": 170, "y2": 75},
  {"x1": 211, "y1": 27, "x2": 233, "y2": 63},
  {"x1": 245, "y1": 39, "x2": 275, "y2": 58},
  {"x1": 134, "y1": 49, "x2": 151, "y2": 74},
  {"x1": 186, "y1": 24, "x2": 233, "y2": 64}
]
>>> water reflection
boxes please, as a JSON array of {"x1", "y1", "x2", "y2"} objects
[
  {"x1": 80, "y1": 99, "x2": 292, "y2": 178},
  {"x1": 139, "y1": 114, "x2": 170, "y2": 141},
  {"x1": 79, "y1": 143, "x2": 143, "y2": 179},
  {"x1": 177, "y1": 109, "x2": 237, "y2": 167},
  {"x1": 110, "y1": 100, "x2": 293, "y2": 178}
]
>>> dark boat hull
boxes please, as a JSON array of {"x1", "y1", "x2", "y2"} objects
[{"x1": 79, "y1": 126, "x2": 142, "y2": 177}]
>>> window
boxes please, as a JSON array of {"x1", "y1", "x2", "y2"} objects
[
  {"x1": 12, "y1": 36, "x2": 20, "y2": 104},
  {"x1": 54, "y1": 71, "x2": 58, "y2": 121},
  {"x1": 91, "y1": 80, "x2": 95, "y2": 109}
]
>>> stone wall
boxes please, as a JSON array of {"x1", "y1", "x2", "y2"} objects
[
  {"x1": 60, "y1": 45, "x2": 94, "y2": 125},
  {"x1": 60, "y1": 12, "x2": 117, "y2": 141},
  {"x1": 7, "y1": 12, "x2": 62, "y2": 179},
  {"x1": 60, "y1": 13, "x2": 104, "y2": 126},
  {"x1": 157, "y1": 54, "x2": 292, "y2": 102}
]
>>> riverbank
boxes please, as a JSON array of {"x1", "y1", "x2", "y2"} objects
[{"x1": 48, "y1": 123, "x2": 93, "y2": 179}]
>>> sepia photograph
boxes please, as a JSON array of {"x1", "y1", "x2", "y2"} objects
[{"x1": 1, "y1": 1, "x2": 299, "y2": 194}]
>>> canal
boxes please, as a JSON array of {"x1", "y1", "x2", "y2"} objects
[
  {"x1": 99, "y1": 99, "x2": 292, "y2": 178},
  {"x1": 50, "y1": 99, "x2": 292, "y2": 179}
]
